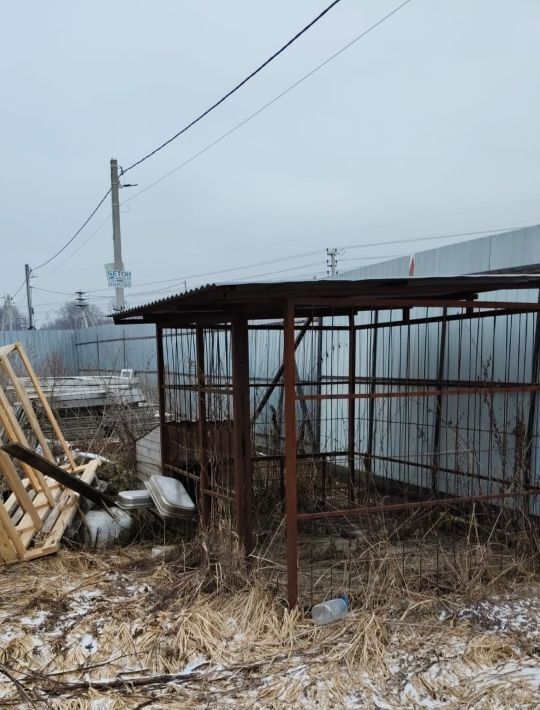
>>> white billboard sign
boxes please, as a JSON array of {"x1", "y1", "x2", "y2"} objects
[{"x1": 105, "y1": 263, "x2": 132, "y2": 288}]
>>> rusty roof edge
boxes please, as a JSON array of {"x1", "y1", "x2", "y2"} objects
[{"x1": 111, "y1": 275, "x2": 540, "y2": 322}]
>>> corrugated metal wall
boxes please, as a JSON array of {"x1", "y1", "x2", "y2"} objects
[
  {"x1": 336, "y1": 224, "x2": 540, "y2": 280},
  {"x1": 332, "y1": 224, "x2": 540, "y2": 508},
  {"x1": 0, "y1": 330, "x2": 77, "y2": 373},
  {"x1": 73, "y1": 323, "x2": 158, "y2": 393}
]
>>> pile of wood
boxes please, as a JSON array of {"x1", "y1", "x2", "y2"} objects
[{"x1": 0, "y1": 342, "x2": 99, "y2": 565}]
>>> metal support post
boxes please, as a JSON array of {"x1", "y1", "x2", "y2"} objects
[
  {"x1": 525, "y1": 290, "x2": 540, "y2": 514},
  {"x1": 231, "y1": 315, "x2": 254, "y2": 555},
  {"x1": 156, "y1": 325, "x2": 167, "y2": 474},
  {"x1": 284, "y1": 300, "x2": 299, "y2": 607},
  {"x1": 365, "y1": 311, "x2": 379, "y2": 478},
  {"x1": 431, "y1": 308, "x2": 448, "y2": 492},
  {"x1": 348, "y1": 311, "x2": 356, "y2": 502},
  {"x1": 196, "y1": 326, "x2": 211, "y2": 525}
]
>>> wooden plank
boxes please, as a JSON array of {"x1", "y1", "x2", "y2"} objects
[
  {"x1": 0, "y1": 450, "x2": 42, "y2": 528},
  {"x1": 4, "y1": 478, "x2": 32, "y2": 516},
  {"x1": 0, "y1": 344, "x2": 17, "y2": 357},
  {"x1": 0, "y1": 519, "x2": 17, "y2": 563},
  {"x1": 0, "y1": 385, "x2": 54, "y2": 503},
  {"x1": 15, "y1": 343, "x2": 77, "y2": 470},
  {"x1": 0, "y1": 499, "x2": 27, "y2": 558},
  {"x1": 40, "y1": 460, "x2": 99, "y2": 549},
  {"x1": 16, "y1": 488, "x2": 60, "y2": 548},
  {"x1": 2, "y1": 444, "x2": 114, "y2": 508},
  {"x1": 39, "y1": 488, "x2": 71, "y2": 535},
  {"x1": 0, "y1": 355, "x2": 54, "y2": 461},
  {"x1": 22, "y1": 545, "x2": 59, "y2": 562},
  {"x1": 0, "y1": 460, "x2": 98, "y2": 565}
]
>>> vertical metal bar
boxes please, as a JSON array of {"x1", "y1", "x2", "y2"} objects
[
  {"x1": 348, "y1": 311, "x2": 356, "y2": 502},
  {"x1": 314, "y1": 315, "x2": 324, "y2": 452},
  {"x1": 524, "y1": 290, "x2": 540, "y2": 514},
  {"x1": 196, "y1": 326, "x2": 211, "y2": 526},
  {"x1": 284, "y1": 299, "x2": 299, "y2": 607},
  {"x1": 365, "y1": 311, "x2": 379, "y2": 477},
  {"x1": 156, "y1": 325, "x2": 167, "y2": 474},
  {"x1": 231, "y1": 315, "x2": 254, "y2": 556},
  {"x1": 431, "y1": 308, "x2": 448, "y2": 492}
]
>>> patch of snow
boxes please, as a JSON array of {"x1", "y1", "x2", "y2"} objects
[
  {"x1": 458, "y1": 594, "x2": 540, "y2": 639},
  {"x1": 89, "y1": 699, "x2": 113, "y2": 709},
  {"x1": 79, "y1": 633, "x2": 99, "y2": 654},
  {"x1": 182, "y1": 656, "x2": 207, "y2": 674},
  {"x1": 151, "y1": 545, "x2": 177, "y2": 557},
  {"x1": 0, "y1": 629, "x2": 20, "y2": 643},
  {"x1": 20, "y1": 610, "x2": 48, "y2": 626}
]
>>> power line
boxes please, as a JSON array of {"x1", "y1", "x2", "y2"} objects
[
  {"x1": 86, "y1": 248, "x2": 325, "y2": 294},
  {"x1": 83, "y1": 223, "x2": 528, "y2": 297},
  {"x1": 32, "y1": 188, "x2": 111, "y2": 271},
  {"x1": 337, "y1": 226, "x2": 528, "y2": 252},
  {"x1": 31, "y1": 0, "x2": 413, "y2": 280},
  {"x1": 122, "y1": 0, "x2": 414, "y2": 205},
  {"x1": 121, "y1": 0, "x2": 346, "y2": 175},
  {"x1": 11, "y1": 278, "x2": 26, "y2": 299},
  {"x1": 38, "y1": 214, "x2": 112, "y2": 281},
  {"x1": 33, "y1": 286, "x2": 76, "y2": 296},
  {"x1": 118, "y1": 260, "x2": 328, "y2": 305}
]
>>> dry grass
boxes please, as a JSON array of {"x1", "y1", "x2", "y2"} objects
[{"x1": 0, "y1": 523, "x2": 539, "y2": 708}]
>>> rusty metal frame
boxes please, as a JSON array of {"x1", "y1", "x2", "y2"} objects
[
  {"x1": 431, "y1": 308, "x2": 448, "y2": 492},
  {"x1": 156, "y1": 324, "x2": 167, "y2": 478},
  {"x1": 196, "y1": 326, "x2": 211, "y2": 525},
  {"x1": 231, "y1": 316, "x2": 254, "y2": 556},
  {"x1": 283, "y1": 299, "x2": 298, "y2": 607},
  {"x1": 151, "y1": 287, "x2": 540, "y2": 608},
  {"x1": 296, "y1": 487, "x2": 540, "y2": 521},
  {"x1": 347, "y1": 311, "x2": 356, "y2": 502},
  {"x1": 364, "y1": 310, "x2": 378, "y2": 479}
]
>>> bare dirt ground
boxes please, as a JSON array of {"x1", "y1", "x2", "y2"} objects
[{"x1": 1, "y1": 543, "x2": 540, "y2": 709}]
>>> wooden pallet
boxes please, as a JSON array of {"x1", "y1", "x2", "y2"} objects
[{"x1": 0, "y1": 343, "x2": 99, "y2": 565}]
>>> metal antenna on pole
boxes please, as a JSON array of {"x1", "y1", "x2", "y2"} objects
[{"x1": 24, "y1": 264, "x2": 35, "y2": 330}]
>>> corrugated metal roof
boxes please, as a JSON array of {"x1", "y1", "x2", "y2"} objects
[
  {"x1": 112, "y1": 275, "x2": 540, "y2": 325},
  {"x1": 110, "y1": 283, "x2": 217, "y2": 319}
]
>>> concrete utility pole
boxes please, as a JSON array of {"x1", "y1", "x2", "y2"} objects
[
  {"x1": 326, "y1": 248, "x2": 339, "y2": 277},
  {"x1": 110, "y1": 158, "x2": 125, "y2": 311},
  {"x1": 24, "y1": 264, "x2": 35, "y2": 330}
]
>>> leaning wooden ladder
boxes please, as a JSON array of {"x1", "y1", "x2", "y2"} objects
[{"x1": 0, "y1": 342, "x2": 99, "y2": 565}]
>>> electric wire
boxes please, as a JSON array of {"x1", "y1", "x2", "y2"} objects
[
  {"x1": 121, "y1": 0, "x2": 346, "y2": 175},
  {"x1": 32, "y1": 188, "x2": 112, "y2": 271},
  {"x1": 38, "y1": 214, "x2": 112, "y2": 282},
  {"x1": 31, "y1": 0, "x2": 413, "y2": 278},
  {"x1": 82, "y1": 224, "x2": 528, "y2": 297},
  {"x1": 11, "y1": 278, "x2": 26, "y2": 299},
  {"x1": 122, "y1": 0, "x2": 413, "y2": 204}
]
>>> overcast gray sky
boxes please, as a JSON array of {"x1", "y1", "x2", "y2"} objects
[{"x1": 2, "y1": 0, "x2": 540, "y2": 324}]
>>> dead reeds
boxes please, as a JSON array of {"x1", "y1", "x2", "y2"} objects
[{"x1": 1, "y1": 518, "x2": 539, "y2": 708}]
